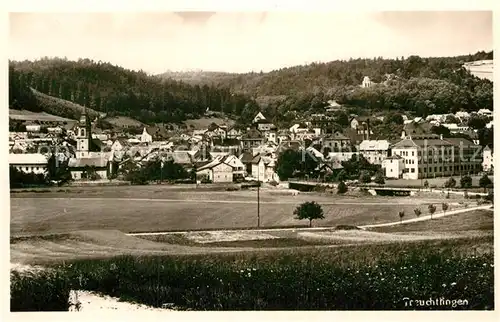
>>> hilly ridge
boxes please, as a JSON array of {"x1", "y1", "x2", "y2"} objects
[{"x1": 9, "y1": 50, "x2": 493, "y2": 130}]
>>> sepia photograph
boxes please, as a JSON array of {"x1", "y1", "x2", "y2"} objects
[{"x1": 7, "y1": 10, "x2": 494, "y2": 312}]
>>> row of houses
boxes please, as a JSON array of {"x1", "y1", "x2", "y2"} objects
[{"x1": 9, "y1": 108, "x2": 493, "y2": 183}]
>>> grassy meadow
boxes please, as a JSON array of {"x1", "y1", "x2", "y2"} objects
[{"x1": 12, "y1": 236, "x2": 494, "y2": 311}]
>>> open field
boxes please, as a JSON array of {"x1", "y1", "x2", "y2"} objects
[
  {"x1": 183, "y1": 117, "x2": 235, "y2": 130},
  {"x1": 103, "y1": 116, "x2": 144, "y2": 128},
  {"x1": 9, "y1": 109, "x2": 76, "y2": 122},
  {"x1": 11, "y1": 186, "x2": 463, "y2": 236},
  {"x1": 370, "y1": 210, "x2": 493, "y2": 233},
  {"x1": 12, "y1": 236, "x2": 493, "y2": 310}
]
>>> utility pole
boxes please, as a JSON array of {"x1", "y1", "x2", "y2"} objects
[{"x1": 257, "y1": 163, "x2": 260, "y2": 228}]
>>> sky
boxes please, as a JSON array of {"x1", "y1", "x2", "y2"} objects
[{"x1": 9, "y1": 11, "x2": 493, "y2": 74}]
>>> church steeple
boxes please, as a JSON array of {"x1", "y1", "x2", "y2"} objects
[{"x1": 76, "y1": 107, "x2": 91, "y2": 158}]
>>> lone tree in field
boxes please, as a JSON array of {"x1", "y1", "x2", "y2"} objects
[
  {"x1": 479, "y1": 174, "x2": 492, "y2": 193},
  {"x1": 398, "y1": 211, "x2": 405, "y2": 223},
  {"x1": 460, "y1": 175, "x2": 472, "y2": 189},
  {"x1": 294, "y1": 201, "x2": 325, "y2": 228},
  {"x1": 442, "y1": 203, "x2": 449, "y2": 215},
  {"x1": 414, "y1": 208, "x2": 421, "y2": 218},
  {"x1": 337, "y1": 181, "x2": 348, "y2": 194},
  {"x1": 428, "y1": 204, "x2": 437, "y2": 220},
  {"x1": 374, "y1": 172, "x2": 385, "y2": 185}
]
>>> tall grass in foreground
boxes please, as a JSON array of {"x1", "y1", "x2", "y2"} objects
[
  {"x1": 54, "y1": 238, "x2": 494, "y2": 310},
  {"x1": 10, "y1": 269, "x2": 71, "y2": 311}
]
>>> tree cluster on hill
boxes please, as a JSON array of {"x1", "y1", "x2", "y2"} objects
[
  {"x1": 9, "y1": 58, "x2": 259, "y2": 125},
  {"x1": 163, "y1": 51, "x2": 493, "y2": 124},
  {"x1": 9, "y1": 51, "x2": 493, "y2": 129}
]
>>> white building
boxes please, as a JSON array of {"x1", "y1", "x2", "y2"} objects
[
  {"x1": 442, "y1": 123, "x2": 470, "y2": 133},
  {"x1": 382, "y1": 155, "x2": 405, "y2": 179},
  {"x1": 455, "y1": 111, "x2": 471, "y2": 121},
  {"x1": 68, "y1": 157, "x2": 110, "y2": 180},
  {"x1": 482, "y1": 146, "x2": 494, "y2": 172},
  {"x1": 251, "y1": 154, "x2": 278, "y2": 182},
  {"x1": 359, "y1": 140, "x2": 391, "y2": 165},
  {"x1": 26, "y1": 124, "x2": 41, "y2": 133},
  {"x1": 478, "y1": 109, "x2": 493, "y2": 117},
  {"x1": 361, "y1": 76, "x2": 373, "y2": 88},
  {"x1": 9, "y1": 153, "x2": 48, "y2": 175},
  {"x1": 391, "y1": 135, "x2": 481, "y2": 180},
  {"x1": 264, "y1": 130, "x2": 277, "y2": 144},
  {"x1": 253, "y1": 112, "x2": 267, "y2": 124},
  {"x1": 140, "y1": 128, "x2": 153, "y2": 144}
]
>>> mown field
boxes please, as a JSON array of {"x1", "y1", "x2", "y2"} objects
[{"x1": 10, "y1": 187, "x2": 457, "y2": 236}]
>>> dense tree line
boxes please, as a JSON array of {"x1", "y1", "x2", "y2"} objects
[
  {"x1": 125, "y1": 160, "x2": 193, "y2": 185},
  {"x1": 9, "y1": 167, "x2": 48, "y2": 188},
  {"x1": 9, "y1": 58, "x2": 259, "y2": 125}
]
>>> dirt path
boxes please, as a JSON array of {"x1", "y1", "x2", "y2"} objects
[
  {"x1": 14, "y1": 196, "x2": 455, "y2": 205},
  {"x1": 68, "y1": 290, "x2": 173, "y2": 312}
]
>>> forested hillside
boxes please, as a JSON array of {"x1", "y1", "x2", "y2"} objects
[
  {"x1": 161, "y1": 51, "x2": 493, "y2": 124},
  {"x1": 9, "y1": 58, "x2": 259, "y2": 125},
  {"x1": 9, "y1": 51, "x2": 493, "y2": 130}
]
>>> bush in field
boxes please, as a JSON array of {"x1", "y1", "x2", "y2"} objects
[
  {"x1": 460, "y1": 175, "x2": 472, "y2": 189},
  {"x1": 293, "y1": 201, "x2": 324, "y2": 227},
  {"x1": 414, "y1": 208, "x2": 421, "y2": 218},
  {"x1": 442, "y1": 203, "x2": 449, "y2": 215},
  {"x1": 485, "y1": 191, "x2": 494, "y2": 204},
  {"x1": 428, "y1": 204, "x2": 437, "y2": 219},
  {"x1": 359, "y1": 171, "x2": 371, "y2": 184},
  {"x1": 336, "y1": 170, "x2": 347, "y2": 182},
  {"x1": 398, "y1": 211, "x2": 405, "y2": 223},
  {"x1": 11, "y1": 269, "x2": 71, "y2": 311},
  {"x1": 444, "y1": 177, "x2": 456, "y2": 188},
  {"x1": 337, "y1": 181, "x2": 348, "y2": 194},
  {"x1": 374, "y1": 173, "x2": 385, "y2": 185},
  {"x1": 479, "y1": 174, "x2": 492, "y2": 193},
  {"x1": 126, "y1": 169, "x2": 149, "y2": 185}
]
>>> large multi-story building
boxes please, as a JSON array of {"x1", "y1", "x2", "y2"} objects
[{"x1": 390, "y1": 134, "x2": 482, "y2": 180}]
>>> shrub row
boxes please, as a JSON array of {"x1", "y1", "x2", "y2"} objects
[
  {"x1": 10, "y1": 269, "x2": 71, "y2": 311},
  {"x1": 56, "y1": 242, "x2": 493, "y2": 310}
]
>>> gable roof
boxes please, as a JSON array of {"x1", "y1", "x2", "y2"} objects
[
  {"x1": 359, "y1": 140, "x2": 390, "y2": 151},
  {"x1": 239, "y1": 151, "x2": 254, "y2": 163},
  {"x1": 242, "y1": 128, "x2": 263, "y2": 139},
  {"x1": 9, "y1": 153, "x2": 48, "y2": 165},
  {"x1": 68, "y1": 157, "x2": 108, "y2": 168},
  {"x1": 324, "y1": 132, "x2": 350, "y2": 141}
]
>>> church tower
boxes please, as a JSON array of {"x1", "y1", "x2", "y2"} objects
[{"x1": 75, "y1": 108, "x2": 90, "y2": 158}]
